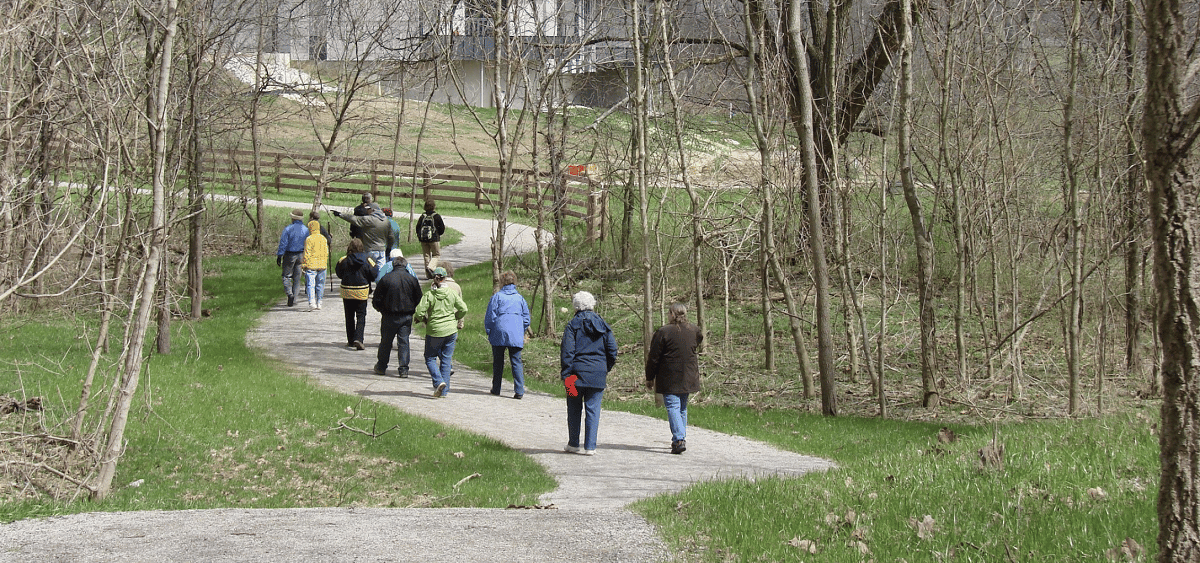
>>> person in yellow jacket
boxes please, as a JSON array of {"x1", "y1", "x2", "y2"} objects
[{"x1": 301, "y1": 220, "x2": 329, "y2": 311}]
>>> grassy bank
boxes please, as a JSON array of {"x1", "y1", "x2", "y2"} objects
[{"x1": 0, "y1": 254, "x2": 553, "y2": 522}]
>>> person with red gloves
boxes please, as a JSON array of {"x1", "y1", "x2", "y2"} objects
[{"x1": 559, "y1": 291, "x2": 618, "y2": 456}]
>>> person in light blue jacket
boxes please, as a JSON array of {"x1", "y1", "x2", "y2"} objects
[
  {"x1": 484, "y1": 271, "x2": 532, "y2": 399},
  {"x1": 376, "y1": 249, "x2": 417, "y2": 282}
]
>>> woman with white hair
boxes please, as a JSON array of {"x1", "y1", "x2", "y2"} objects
[{"x1": 560, "y1": 291, "x2": 618, "y2": 455}]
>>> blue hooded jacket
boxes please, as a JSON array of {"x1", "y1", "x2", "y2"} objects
[
  {"x1": 560, "y1": 310, "x2": 618, "y2": 388},
  {"x1": 484, "y1": 284, "x2": 531, "y2": 348}
]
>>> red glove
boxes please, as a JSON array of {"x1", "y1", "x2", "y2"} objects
[{"x1": 564, "y1": 374, "x2": 580, "y2": 397}]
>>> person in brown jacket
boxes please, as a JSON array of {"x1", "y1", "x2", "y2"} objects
[{"x1": 645, "y1": 302, "x2": 703, "y2": 454}]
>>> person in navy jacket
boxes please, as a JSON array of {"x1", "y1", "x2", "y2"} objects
[{"x1": 559, "y1": 291, "x2": 617, "y2": 455}]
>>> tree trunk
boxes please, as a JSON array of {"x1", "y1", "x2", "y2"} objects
[
  {"x1": 785, "y1": 0, "x2": 836, "y2": 416},
  {"x1": 94, "y1": 0, "x2": 178, "y2": 499},
  {"x1": 1121, "y1": 0, "x2": 1144, "y2": 390},
  {"x1": 631, "y1": 2, "x2": 654, "y2": 356},
  {"x1": 897, "y1": 0, "x2": 939, "y2": 408},
  {"x1": 1063, "y1": 0, "x2": 1083, "y2": 415},
  {"x1": 1145, "y1": 0, "x2": 1200, "y2": 557}
]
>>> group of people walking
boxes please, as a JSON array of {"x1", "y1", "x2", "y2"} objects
[{"x1": 276, "y1": 198, "x2": 703, "y2": 455}]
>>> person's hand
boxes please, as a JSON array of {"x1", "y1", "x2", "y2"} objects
[
  {"x1": 564, "y1": 374, "x2": 579, "y2": 397},
  {"x1": 276, "y1": 255, "x2": 282, "y2": 266},
  {"x1": 332, "y1": 210, "x2": 342, "y2": 217}
]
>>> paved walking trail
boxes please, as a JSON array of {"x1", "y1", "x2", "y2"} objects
[{"x1": 0, "y1": 204, "x2": 834, "y2": 563}]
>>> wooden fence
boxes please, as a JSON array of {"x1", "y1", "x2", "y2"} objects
[{"x1": 201, "y1": 149, "x2": 608, "y2": 241}]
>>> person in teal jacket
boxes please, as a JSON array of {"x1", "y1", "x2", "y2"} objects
[{"x1": 414, "y1": 267, "x2": 468, "y2": 398}]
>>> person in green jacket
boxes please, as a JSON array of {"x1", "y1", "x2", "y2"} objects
[{"x1": 414, "y1": 267, "x2": 468, "y2": 397}]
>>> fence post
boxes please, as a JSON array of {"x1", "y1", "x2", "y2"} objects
[
  {"x1": 370, "y1": 159, "x2": 380, "y2": 202},
  {"x1": 473, "y1": 165, "x2": 483, "y2": 209},
  {"x1": 586, "y1": 185, "x2": 606, "y2": 242},
  {"x1": 273, "y1": 154, "x2": 282, "y2": 193}
]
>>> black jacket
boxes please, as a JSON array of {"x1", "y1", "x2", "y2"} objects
[
  {"x1": 416, "y1": 212, "x2": 446, "y2": 243},
  {"x1": 372, "y1": 267, "x2": 423, "y2": 315}
]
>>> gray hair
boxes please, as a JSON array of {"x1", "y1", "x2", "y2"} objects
[
  {"x1": 668, "y1": 302, "x2": 688, "y2": 324},
  {"x1": 572, "y1": 291, "x2": 596, "y2": 312}
]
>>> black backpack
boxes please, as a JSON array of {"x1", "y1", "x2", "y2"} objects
[{"x1": 417, "y1": 214, "x2": 437, "y2": 243}]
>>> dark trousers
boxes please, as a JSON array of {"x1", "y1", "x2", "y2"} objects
[
  {"x1": 281, "y1": 251, "x2": 303, "y2": 297},
  {"x1": 375, "y1": 313, "x2": 413, "y2": 373},
  {"x1": 343, "y1": 298, "x2": 368, "y2": 345}
]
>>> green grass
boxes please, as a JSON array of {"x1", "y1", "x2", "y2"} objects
[
  {"x1": 628, "y1": 406, "x2": 1157, "y2": 562},
  {"x1": 0, "y1": 254, "x2": 554, "y2": 522}
]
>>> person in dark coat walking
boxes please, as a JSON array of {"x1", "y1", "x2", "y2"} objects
[
  {"x1": 560, "y1": 291, "x2": 618, "y2": 456},
  {"x1": 484, "y1": 271, "x2": 531, "y2": 398},
  {"x1": 335, "y1": 238, "x2": 378, "y2": 350},
  {"x1": 645, "y1": 302, "x2": 703, "y2": 454},
  {"x1": 372, "y1": 256, "x2": 422, "y2": 377},
  {"x1": 415, "y1": 199, "x2": 446, "y2": 278}
]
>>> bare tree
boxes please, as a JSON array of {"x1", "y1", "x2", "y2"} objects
[
  {"x1": 784, "y1": 0, "x2": 836, "y2": 415},
  {"x1": 94, "y1": 0, "x2": 180, "y2": 499}
]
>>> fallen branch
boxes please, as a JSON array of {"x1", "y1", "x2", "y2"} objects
[
  {"x1": 453, "y1": 472, "x2": 481, "y2": 489},
  {"x1": 0, "y1": 460, "x2": 96, "y2": 491}
]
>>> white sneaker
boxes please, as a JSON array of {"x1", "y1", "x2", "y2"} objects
[
  {"x1": 316, "y1": 301, "x2": 322, "y2": 310},
  {"x1": 583, "y1": 450, "x2": 595, "y2": 456},
  {"x1": 308, "y1": 300, "x2": 315, "y2": 311},
  {"x1": 563, "y1": 445, "x2": 581, "y2": 454}
]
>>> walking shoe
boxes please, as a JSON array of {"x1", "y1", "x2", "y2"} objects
[
  {"x1": 513, "y1": 394, "x2": 523, "y2": 400},
  {"x1": 583, "y1": 450, "x2": 595, "y2": 456},
  {"x1": 316, "y1": 301, "x2": 322, "y2": 310},
  {"x1": 563, "y1": 445, "x2": 581, "y2": 454},
  {"x1": 308, "y1": 300, "x2": 315, "y2": 310},
  {"x1": 397, "y1": 370, "x2": 409, "y2": 378},
  {"x1": 434, "y1": 382, "x2": 447, "y2": 398},
  {"x1": 287, "y1": 295, "x2": 295, "y2": 307},
  {"x1": 489, "y1": 390, "x2": 501, "y2": 396},
  {"x1": 373, "y1": 367, "x2": 386, "y2": 376},
  {"x1": 671, "y1": 440, "x2": 687, "y2": 454},
  {"x1": 353, "y1": 341, "x2": 365, "y2": 350}
]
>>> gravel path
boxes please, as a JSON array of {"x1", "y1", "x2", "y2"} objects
[{"x1": 0, "y1": 203, "x2": 834, "y2": 563}]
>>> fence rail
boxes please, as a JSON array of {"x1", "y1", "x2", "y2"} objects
[{"x1": 201, "y1": 149, "x2": 607, "y2": 240}]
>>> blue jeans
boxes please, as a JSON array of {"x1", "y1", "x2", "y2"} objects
[
  {"x1": 491, "y1": 346, "x2": 525, "y2": 396},
  {"x1": 662, "y1": 393, "x2": 690, "y2": 442},
  {"x1": 304, "y1": 269, "x2": 326, "y2": 303},
  {"x1": 424, "y1": 333, "x2": 457, "y2": 394},
  {"x1": 281, "y1": 252, "x2": 303, "y2": 297},
  {"x1": 566, "y1": 387, "x2": 603, "y2": 451},
  {"x1": 375, "y1": 313, "x2": 413, "y2": 374},
  {"x1": 367, "y1": 250, "x2": 387, "y2": 271}
]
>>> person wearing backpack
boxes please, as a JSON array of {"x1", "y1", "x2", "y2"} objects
[{"x1": 415, "y1": 199, "x2": 446, "y2": 279}]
